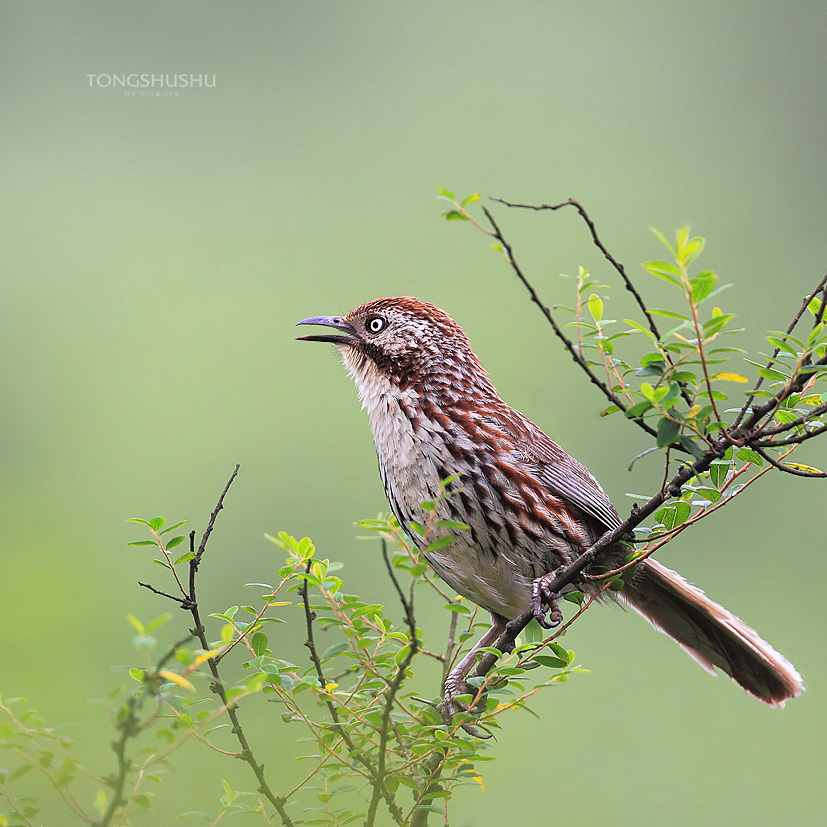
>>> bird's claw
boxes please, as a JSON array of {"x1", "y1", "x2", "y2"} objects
[
  {"x1": 531, "y1": 568, "x2": 566, "y2": 630},
  {"x1": 441, "y1": 674, "x2": 491, "y2": 739}
]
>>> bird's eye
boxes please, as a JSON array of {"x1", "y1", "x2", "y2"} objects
[{"x1": 366, "y1": 316, "x2": 387, "y2": 334}]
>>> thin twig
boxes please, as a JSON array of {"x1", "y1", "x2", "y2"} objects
[
  {"x1": 491, "y1": 197, "x2": 664, "y2": 343},
  {"x1": 137, "y1": 582, "x2": 187, "y2": 605},
  {"x1": 756, "y1": 420, "x2": 827, "y2": 447},
  {"x1": 471, "y1": 441, "x2": 724, "y2": 681},
  {"x1": 96, "y1": 635, "x2": 193, "y2": 827},
  {"x1": 366, "y1": 543, "x2": 420, "y2": 827},
  {"x1": 169, "y1": 466, "x2": 297, "y2": 827},
  {"x1": 195, "y1": 464, "x2": 240, "y2": 562},
  {"x1": 298, "y1": 562, "x2": 406, "y2": 825},
  {"x1": 733, "y1": 272, "x2": 827, "y2": 429},
  {"x1": 481, "y1": 205, "x2": 667, "y2": 445},
  {"x1": 491, "y1": 196, "x2": 696, "y2": 410},
  {"x1": 754, "y1": 446, "x2": 827, "y2": 478}
]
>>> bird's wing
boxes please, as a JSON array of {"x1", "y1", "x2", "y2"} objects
[{"x1": 491, "y1": 408, "x2": 623, "y2": 532}]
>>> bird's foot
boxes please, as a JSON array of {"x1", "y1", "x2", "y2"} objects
[
  {"x1": 531, "y1": 567, "x2": 566, "y2": 630},
  {"x1": 441, "y1": 671, "x2": 491, "y2": 739}
]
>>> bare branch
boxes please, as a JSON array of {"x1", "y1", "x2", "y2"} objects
[
  {"x1": 195, "y1": 464, "x2": 239, "y2": 563},
  {"x1": 754, "y1": 447, "x2": 827, "y2": 478},
  {"x1": 366, "y1": 543, "x2": 420, "y2": 827},
  {"x1": 756, "y1": 420, "x2": 827, "y2": 448},
  {"x1": 481, "y1": 205, "x2": 668, "y2": 446},
  {"x1": 137, "y1": 582, "x2": 187, "y2": 606},
  {"x1": 491, "y1": 197, "x2": 664, "y2": 342},
  {"x1": 97, "y1": 635, "x2": 193, "y2": 827},
  {"x1": 734, "y1": 272, "x2": 827, "y2": 429},
  {"x1": 298, "y1": 559, "x2": 406, "y2": 826},
  {"x1": 151, "y1": 466, "x2": 298, "y2": 827}
]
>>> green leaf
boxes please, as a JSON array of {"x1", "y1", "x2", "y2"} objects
[
  {"x1": 672, "y1": 501, "x2": 691, "y2": 526},
  {"x1": 425, "y1": 535, "x2": 454, "y2": 552},
  {"x1": 736, "y1": 448, "x2": 763, "y2": 467},
  {"x1": 710, "y1": 462, "x2": 729, "y2": 489},
  {"x1": 159, "y1": 520, "x2": 187, "y2": 535},
  {"x1": 681, "y1": 236, "x2": 705, "y2": 266},
  {"x1": 678, "y1": 435, "x2": 706, "y2": 459},
  {"x1": 703, "y1": 313, "x2": 736, "y2": 336},
  {"x1": 394, "y1": 645, "x2": 412, "y2": 666},
  {"x1": 445, "y1": 210, "x2": 468, "y2": 221},
  {"x1": 766, "y1": 336, "x2": 799, "y2": 356},
  {"x1": 350, "y1": 604, "x2": 383, "y2": 620},
  {"x1": 656, "y1": 417, "x2": 680, "y2": 448},
  {"x1": 756, "y1": 367, "x2": 788, "y2": 383},
  {"x1": 437, "y1": 188, "x2": 456, "y2": 200},
  {"x1": 174, "y1": 551, "x2": 196, "y2": 564},
  {"x1": 644, "y1": 260, "x2": 682, "y2": 288},
  {"x1": 627, "y1": 446, "x2": 658, "y2": 471},
  {"x1": 533, "y1": 655, "x2": 567, "y2": 669},
  {"x1": 690, "y1": 270, "x2": 717, "y2": 304},
  {"x1": 625, "y1": 400, "x2": 653, "y2": 418},
  {"x1": 166, "y1": 535, "x2": 185, "y2": 550},
  {"x1": 461, "y1": 192, "x2": 481, "y2": 206},
  {"x1": 321, "y1": 642, "x2": 350, "y2": 661},
  {"x1": 252, "y1": 633, "x2": 268, "y2": 656},
  {"x1": 654, "y1": 501, "x2": 691, "y2": 530},
  {"x1": 128, "y1": 540, "x2": 157, "y2": 547},
  {"x1": 435, "y1": 519, "x2": 470, "y2": 530},
  {"x1": 149, "y1": 517, "x2": 165, "y2": 531},
  {"x1": 650, "y1": 227, "x2": 675, "y2": 255},
  {"x1": 587, "y1": 293, "x2": 603, "y2": 322},
  {"x1": 563, "y1": 591, "x2": 585, "y2": 606},
  {"x1": 438, "y1": 472, "x2": 462, "y2": 490}
]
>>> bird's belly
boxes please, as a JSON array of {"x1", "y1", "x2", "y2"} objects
[{"x1": 425, "y1": 541, "x2": 535, "y2": 620}]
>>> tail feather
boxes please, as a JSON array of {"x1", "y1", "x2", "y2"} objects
[{"x1": 621, "y1": 559, "x2": 803, "y2": 706}]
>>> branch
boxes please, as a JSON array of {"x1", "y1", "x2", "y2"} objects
[
  {"x1": 490, "y1": 196, "x2": 696, "y2": 411},
  {"x1": 733, "y1": 271, "x2": 827, "y2": 429},
  {"x1": 472, "y1": 442, "x2": 722, "y2": 682},
  {"x1": 755, "y1": 420, "x2": 827, "y2": 448},
  {"x1": 137, "y1": 582, "x2": 187, "y2": 606},
  {"x1": 491, "y1": 197, "x2": 664, "y2": 343},
  {"x1": 153, "y1": 466, "x2": 297, "y2": 827},
  {"x1": 366, "y1": 542, "x2": 420, "y2": 827},
  {"x1": 97, "y1": 635, "x2": 193, "y2": 827},
  {"x1": 754, "y1": 446, "x2": 827, "y2": 478},
  {"x1": 480, "y1": 205, "x2": 667, "y2": 446},
  {"x1": 747, "y1": 398, "x2": 827, "y2": 440},
  {"x1": 298, "y1": 560, "x2": 406, "y2": 826},
  {"x1": 195, "y1": 464, "x2": 239, "y2": 563}
]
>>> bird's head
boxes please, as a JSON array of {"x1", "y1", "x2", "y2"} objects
[{"x1": 296, "y1": 297, "x2": 491, "y2": 392}]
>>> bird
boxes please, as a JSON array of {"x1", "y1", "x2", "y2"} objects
[{"x1": 296, "y1": 296, "x2": 803, "y2": 721}]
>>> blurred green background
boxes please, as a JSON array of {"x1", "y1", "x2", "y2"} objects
[{"x1": 2, "y1": 1, "x2": 826, "y2": 824}]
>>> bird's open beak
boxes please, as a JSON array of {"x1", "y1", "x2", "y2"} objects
[{"x1": 295, "y1": 315, "x2": 359, "y2": 345}]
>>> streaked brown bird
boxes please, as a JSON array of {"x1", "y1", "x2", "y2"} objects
[{"x1": 297, "y1": 297, "x2": 803, "y2": 718}]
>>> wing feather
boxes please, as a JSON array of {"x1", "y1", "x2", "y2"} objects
[{"x1": 490, "y1": 409, "x2": 622, "y2": 532}]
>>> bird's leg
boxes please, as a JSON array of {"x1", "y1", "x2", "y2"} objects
[
  {"x1": 531, "y1": 566, "x2": 567, "y2": 629},
  {"x1": 442, "y1": 612, "x2": 508, "y2": 735}
]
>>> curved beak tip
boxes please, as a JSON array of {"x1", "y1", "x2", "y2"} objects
[{"x1": 294, "y1": 315, "x2": 357, "y2": 345}]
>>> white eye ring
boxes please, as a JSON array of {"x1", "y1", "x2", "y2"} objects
[{"x1": 367, "y1": 316, "x2": 386, "y2": 334}]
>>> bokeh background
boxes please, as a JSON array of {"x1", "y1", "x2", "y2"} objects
[{"x1": 2, "y1": 2, "x2": 826, "y2": 824}]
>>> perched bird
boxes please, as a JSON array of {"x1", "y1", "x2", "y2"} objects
[{"x1": 296, "y1": 297, "x2": 803, "y2": 719}]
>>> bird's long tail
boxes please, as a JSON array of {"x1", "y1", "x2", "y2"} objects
[{"x1": 620, "y1": 558, "x2": 803, "y2": 705}]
